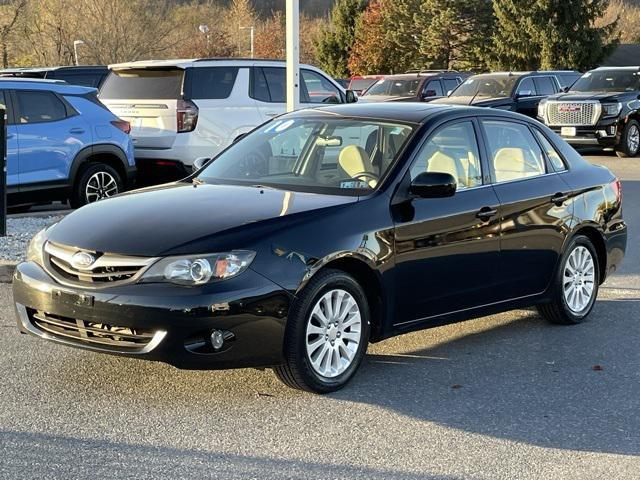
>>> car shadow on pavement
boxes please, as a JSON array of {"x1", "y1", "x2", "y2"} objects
[
  {"x1": 337, "y1": 300, "x2": 640, "y2": 456},
  {"x1": 0, "y1": 429, "x2": 462, "y2": 480}
]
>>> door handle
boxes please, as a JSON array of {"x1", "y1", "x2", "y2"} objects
[
  {"x1": 551, "y1": 192, "x2": 568, "y2": 206},
  {"x1": 69, "y1": 128, "x2": 85, "y2": 134},
  {"x1": 476, "y1": 206, "x2": 498, "y2": 221}
]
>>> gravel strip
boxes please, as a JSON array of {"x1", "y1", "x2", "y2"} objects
[{"x1": 0, "y1": 216, "x2": 62, "y2": 262}]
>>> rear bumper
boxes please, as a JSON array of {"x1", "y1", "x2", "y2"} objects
[{"x1": 13, "y1": 261, "x2": 292, "y2": 370}]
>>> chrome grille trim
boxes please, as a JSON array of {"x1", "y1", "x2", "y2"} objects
[
  {"x1": 16, "y1": 304, "x2": 167, "y2": 355},
  {"x1": 545, "y1": 101, "x2": 601, "y2": 126},
  {"x1": 43, "y1": 241, "x2": 157, "y2": 289}
]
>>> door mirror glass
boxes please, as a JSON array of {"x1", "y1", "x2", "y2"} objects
[
  {"x1": 422, "y1": 89, "x2": 437, "y2": 98},
  {"x1": 517, "y1": 90, "x2": 533, "y2": 98},
  {"x1": 409, "y1": 172, "x2": 456, "y2": 198},
  {"x1": 345, "y1": 89, "x2": 358, "y2": 103}
]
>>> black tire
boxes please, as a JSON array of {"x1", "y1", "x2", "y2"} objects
[
  {"x1": 537, "y1": 235, "x2": 600, "y2": 325},
  {"x1": 70, "y1": 163, "x2": 123, "y2": 209},
  {"x1": 273, "y1": 269, "x2": 370, "y2": 393},
  {"x1": 615, "y1": 120, "x2": 640, "y2": 158}
]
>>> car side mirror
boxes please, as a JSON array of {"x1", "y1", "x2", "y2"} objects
[
  {"x1": 345, "y1": 89, "x2": 358, "y2": 103},
  {"x1": 192, "y1": 157, "x2": 210, "y2": 172},
  {"x1": 409, "y1": 172, "x2": 456, "y2": 198},
  {"x1": 422, "y1": 89, "x2": 437, "y2": 98},
  {"x1": 562, "y1": 86, "x2": 570, "y2": 93},
  {"x1": 446, "y1": 90, "x2": 453, "y2": 96}
]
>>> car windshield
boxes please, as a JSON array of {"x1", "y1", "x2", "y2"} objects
[
  {"x1": 197, "y1": 117, "x2": 415, "y2": 196},
  {"x1": 570, "y1": 70, "x2": 640, "y2": 93},
  {"x1": 451, "y1": 75, "x2": 519, "y2": 98},
  {"x1": 363, "y1": 78, "x2": 421, "y2": 97}
]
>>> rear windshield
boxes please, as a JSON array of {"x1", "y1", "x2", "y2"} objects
[
  {"x1": 99, "y1": 68, "x2": 184, "y2": 99},
  {"x1": 570, "y1": 70, "x2": 640, "y2": 93}
]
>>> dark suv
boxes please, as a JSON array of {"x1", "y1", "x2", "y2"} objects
[
  {"x1": 0, "y1": 66, "x2": 109, "y2": 89},
  {"x1": 431, "y1": 71, "x2": 581, "y2": 118},
  {"x1": 358, "y1": 70, "x2": 470, "y2": 103},
  {"x1": 538, "y1": 67, "x2": 640, "y2": 157}
]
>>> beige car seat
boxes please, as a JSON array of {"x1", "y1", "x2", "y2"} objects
[
  {"x1": 426, "y1": 151, "x2": 465, "y2": 187},
  {"x1": 494, "y1": 147, "x2": 540, "y2": 182},
  {"x1": 338, "y1": 145, "x2": 377, "y2": 187}
]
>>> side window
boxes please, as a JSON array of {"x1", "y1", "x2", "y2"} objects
[
  {"x1": 301, "y1": 69, "x2": 341, "y2": 104},
  {"x1": 443, "y1": 79, "x2": 459, "y2": 94},
  {"x1": 533, "y1": 76, "x2": 556, "y2": 95},
  {"x1": 424, "y1": 80, "x2": 444, "y2": 97},
  {"x1": 410, "y1": 121, "x2": 483, "y2": 190},
  {"x1": 189, "y1": 67, "x2": 239, "y2": 99},
  {"x1": 262, "y1": 67, "x2": 286, "y2": 103},
  {"x1": 533, "y1": 129, "x2": 566, "y2": 171},
  {"x1": 516, "y1": 77, "x2": 536, "y2": 96},
  {"x1": 15, "y1": 91, "x2": 67, "y2": 124},
  {"x1": 483, "y1": 120, "x2": 547, "y2": 183},
  {"x1": 251, "y1": 67, "x2": 271, "y2": 102}
]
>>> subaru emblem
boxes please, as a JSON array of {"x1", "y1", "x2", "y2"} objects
[{"x1": 71, "y1": 251, "x2": 95, "y2": 270}]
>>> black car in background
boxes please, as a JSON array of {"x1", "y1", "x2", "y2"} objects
[
  {"x1": 0, "y1": 66, "x2": 109, "y2": 88},
  {"x1": 538, "y1": 67, "x2": 640, "y2": 157},
  {"x1": 431, "y1": 71, "x2": 581, "y2": 118},
  {"x1": 13, "y1": 103, "x2": 626, "y2": 393},
  {"x1": 358, "y1": 70, "x2": 471, "y2": 103}
]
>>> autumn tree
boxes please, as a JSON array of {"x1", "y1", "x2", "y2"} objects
[
  {"x1": 0, "y1": 0, "x2": 26, "y2": 67},
  {"x1": 225, "y1": 0, "x2": 258, "y2": 57},
  {"x1": 348, "y1": 0, "x2": 393, "y2": 75},
  {"x1": 314, "y1": 0, "x2": 367, "y2": 77}
]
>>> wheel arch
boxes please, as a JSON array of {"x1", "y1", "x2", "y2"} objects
[
  {"x1": 70, "y1": 144, "x2": 130, "y2": 188},
  {"x1": 305, "y1": 254, "x2": 385, "y2": 342}
]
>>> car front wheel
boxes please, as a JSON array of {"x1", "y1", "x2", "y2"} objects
[
  {"x1": 615, "y1": 120, "x2": 640, "y2": 158},
  {"x1": 538, "y1": 235, "x2": 599, "y2": 325},
  {"x1": 273, "y1": 269, "x2": 370, "y2": 393},
  {"x1": 71, "y1": 163, "x2": 123, "y2": 208}
]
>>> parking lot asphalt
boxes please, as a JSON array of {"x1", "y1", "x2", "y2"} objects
[{"x1": 1, "y1": 152, "x2": 639, "y2": 480}]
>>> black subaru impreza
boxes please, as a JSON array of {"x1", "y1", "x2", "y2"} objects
[{"x1": 13, "y1": 103, "x2": 626, "y2": 393}]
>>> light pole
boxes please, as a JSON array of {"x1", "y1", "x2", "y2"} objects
[
  {"x1": 198, "y1": 24, "x2": 210, "y2": 52},
  {"x1": 73, "y1": 40, "x2": 85, "y2": 66},
  {"x1": 239, "y1": 26, "x2": 254, "y2": 58},
  {"x1": 285, "y1": 0, "x2": 299, "y2": 112}
]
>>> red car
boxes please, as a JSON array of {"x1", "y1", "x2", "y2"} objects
[{"x1": 348, "y1": 75, "x2": 386, "y2": 95}]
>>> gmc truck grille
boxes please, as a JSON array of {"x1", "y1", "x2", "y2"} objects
[
  {"x1": 44, "y1": 241, "x2": 156, "y2": 287},
  {"x1": 545, "y1": 101, "x2": 601, "y2": 126}
]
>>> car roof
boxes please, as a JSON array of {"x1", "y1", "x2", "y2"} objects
[
  {"x1": 109, "y1": 58, "x2": 317, "y2": 70},
  {"x1": 593, "y1": 66, "x2": 640, "y2": 71},
  {"x1": 0, "y1": 65, "x2": 107, "y2": 74},
  {"x1": 0, "y1": 77, "x2": 96, "y2": 94},
  {"x1": 280, "y1": 102, "x2": 524, "y2": 124}
]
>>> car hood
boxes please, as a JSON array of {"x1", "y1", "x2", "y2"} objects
[
  {"x1": 430, "y1": 96, "x2": 512, "y2": 107},
  {"x1": 47, "y1": 182, "x2": 358, "y2": 256},
  {"x1": 548, "y1": 92, "x2": 626, "y2": 102}
]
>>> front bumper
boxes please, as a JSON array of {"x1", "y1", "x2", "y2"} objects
[
  {"x1": 547, "y1": 120, "x2": 620, "y2": 147},
  {"x1": 13, "y1": 261, "x2": 292, "y2": 370}
]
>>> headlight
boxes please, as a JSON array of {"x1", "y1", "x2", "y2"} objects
[
  {"x1": 26, "y1": 228, "x2": 47, "y2": 265},
  {"x1": 139, "y1": 251, "x2": 256, "y2": 286},
  {"x1": 537, "y1": 100, "x2": 548, "y2": 120},
  {"x1": 602, "y1": 102, "x2": 622, "y2": 117}
]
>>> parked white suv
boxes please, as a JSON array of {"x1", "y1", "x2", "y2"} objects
[{"x1": 99, "y1": 58, "x2": 353, "y2": 182}]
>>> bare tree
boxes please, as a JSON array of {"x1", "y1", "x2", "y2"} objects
[{"x1": 0, "y1": 0, "x2": 26, "y2": 67}]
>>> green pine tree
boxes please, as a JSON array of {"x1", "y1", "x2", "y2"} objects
[{"x1": 314, "y1": 0, "x2": 368, "y2": 78}]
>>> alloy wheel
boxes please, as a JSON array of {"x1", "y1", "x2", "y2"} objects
[
  {"x1": 86, "y1": 171, "x2": 118, "y2": 203},
  {"x1": 563, "y1": 246, "x2": 596, "y2": 313},
  {"x1": 628, "y1": 124, "x2": 640, "y2": 154},
  {"x1": 305, "y1": 289, "x2": 362, "y2": 378}
]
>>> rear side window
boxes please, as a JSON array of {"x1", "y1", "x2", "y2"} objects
[
  {"x1": 15, "y1": 90, "x2": 67, "y2": 123},
  {"x1": 263, "y1": 67, "x2": 286, "y2": 103},
  {"x1": 99, "y1": 69, "x2": 184, "y2": 99},
  {"x1": 188, "y1": 67, "x2": 238, "y2": 99},
  {"x1": 534, "y1": 129, "x2": 566, "y2": 171},
  {"x1": 483, "y1": 120, "x2": 547, "y2": 183},
  {"x1": 534, "y1": 76, "x2": 556, "y2": 95}
]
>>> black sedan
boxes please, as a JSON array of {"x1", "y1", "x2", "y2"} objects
[{"x1": 13, "y1": 103, "x2": 626, "y2": 393}]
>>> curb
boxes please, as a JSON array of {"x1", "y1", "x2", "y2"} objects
[{"x1": 0, "y1": 261, "x2": 17, "y2": 283}]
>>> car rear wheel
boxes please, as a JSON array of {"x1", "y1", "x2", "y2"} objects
[
  {"x1": 71, "y1": 163, "x2": 123, "y2": 208},
  {"x1": 538, "y1": 235, "x2": 599, "y2": 325},
  {"x1": 273, "y1": 269, "x2": 370, "y2": 393},
  {"x1": 615, "y1": 120, "x2": 640, "y2": 158}
]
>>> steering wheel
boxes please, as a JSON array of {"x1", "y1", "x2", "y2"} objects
[{"x1": 351, "y1": 171, "x2": 379, "y2": 185}]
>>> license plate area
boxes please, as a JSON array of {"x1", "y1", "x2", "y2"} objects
[
  {"x1": 52, "y1": 289, "x2": 94, "y2": 307},
  {"x1": 561, "y1": 127, "x2": 577, "y2": 137}
]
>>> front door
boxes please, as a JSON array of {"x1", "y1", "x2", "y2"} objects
[
  {"x1": 0, "y1": 90, "x2": 19, "y2": 188},
  {"x1": 480, "y1": 118, "x2": 572, "y2": 299},
  {"x1": 393, "y1": 120, "x2": 502, "y2": 326}
]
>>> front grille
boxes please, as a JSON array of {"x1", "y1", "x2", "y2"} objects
[
  {"x1": 29, "y1": 309, "x2": 157, "y2": 352},
  {"x1": 44, "y1": 242, "x2": 155, "y2": 287},
  {"x1": 546, "y1": 101, "x2": 600, "y2": 126}
]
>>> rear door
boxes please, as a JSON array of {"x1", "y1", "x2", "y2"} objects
[
  {"x1": 99, "y1": 68, "x2": 184, "y2": 150},
  {"x1": 13, "y1": 89, "x2": 91, "y2": 185},
  {"x1": 251, "y1": 67, "x2": 287, "y2": 122}
]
